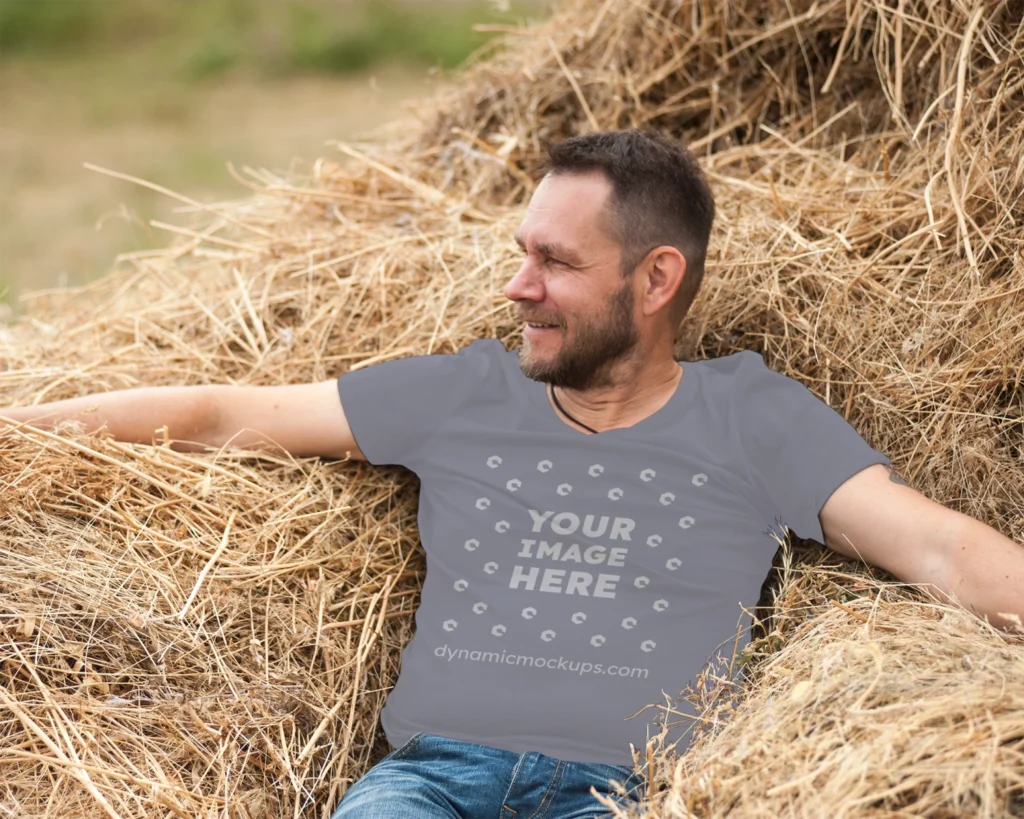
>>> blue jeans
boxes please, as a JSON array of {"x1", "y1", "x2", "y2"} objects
[{"x1": 331, "y1": 732, "x2": 646, "y2": 818}]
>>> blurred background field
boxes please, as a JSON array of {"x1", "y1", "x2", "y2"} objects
[{"x1": 0, "y1": 0, "x2": 546, "y2": 310}]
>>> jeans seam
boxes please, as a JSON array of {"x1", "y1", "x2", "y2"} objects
[
  {"x1": 525, "y1": 758, "x2": 565, "y2": 819},
  {"x1": 500, "y1": 754, "x2": 528, "y2": 816}
]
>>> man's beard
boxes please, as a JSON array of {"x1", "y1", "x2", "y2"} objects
[{"x1": 517, "y1": 277, "x2": 640, "y2": 392}]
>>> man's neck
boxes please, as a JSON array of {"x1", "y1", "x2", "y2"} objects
[{"x1": 548, "y1": 362, "x2": 683, "y2": 434}]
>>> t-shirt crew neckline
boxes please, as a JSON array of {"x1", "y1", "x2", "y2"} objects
[{"x1": 514, "y1": 352, "x2": 699, "y2": 438}]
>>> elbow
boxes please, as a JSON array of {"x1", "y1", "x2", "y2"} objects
[{"x1": 172, "y1": 386, "x2": 225, "y2": 451}]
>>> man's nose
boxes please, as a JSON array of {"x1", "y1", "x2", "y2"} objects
[{"x1": 504, "y1": 259, "x2": 543, "y2": 303}]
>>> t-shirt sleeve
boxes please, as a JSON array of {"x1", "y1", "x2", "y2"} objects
[
  {"x1": 734, "y1": 351, "x2": 891, "y2": 543},
  {"x1": 336, "y1": 338, "x2": 495, "y2": 470}
]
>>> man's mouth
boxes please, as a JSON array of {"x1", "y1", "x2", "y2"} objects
[{"x1": 524, "y1": 321, "x2": 561, "y2": 339}]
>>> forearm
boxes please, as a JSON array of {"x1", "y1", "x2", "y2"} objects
[
  {"x1": 0, "y1": 387, "x2": 219, "y2": 452},
  {"x1": 941, "y1": 515, "x2": 1024, "y2": 632}
]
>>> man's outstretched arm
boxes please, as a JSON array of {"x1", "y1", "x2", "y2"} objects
[
  {"x1": 820, "y1": 464, "x2": 1024, "y2": 632},
  {"x1": 939, "y1": 512, "x2": 1024, "y2": 630},
  {"x1": 0, "y1": 381, "x2": 365, "y2": 461}
]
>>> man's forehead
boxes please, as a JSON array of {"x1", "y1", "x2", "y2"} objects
[
  {"x1": 516, "y1": 172, "x2": 616, "y2": 246},
  {"x1": 531, "y1": 170, "x2": 612, "y2": 211}
]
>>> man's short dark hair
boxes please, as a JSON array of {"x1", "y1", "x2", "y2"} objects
[{"x1": 543, "y1": 130, "x2": 715, "y2": 326}]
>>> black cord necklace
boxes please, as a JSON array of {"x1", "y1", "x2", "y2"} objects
[{"x1": 549, "y1": 385, "x2": 599, "y2": 434}]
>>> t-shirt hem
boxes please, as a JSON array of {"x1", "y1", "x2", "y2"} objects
[{"x1": 382, "y1": 708, "x2": 636, "y2": 767}]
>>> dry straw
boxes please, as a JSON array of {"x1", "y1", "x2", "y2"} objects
[{"x1": 1, "y1": 0, "x2": 1022, "y2": 816}]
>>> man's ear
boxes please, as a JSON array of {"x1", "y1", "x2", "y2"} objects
[{"x1": 640, "y1": 246, "x2": 686, "y2": 318}]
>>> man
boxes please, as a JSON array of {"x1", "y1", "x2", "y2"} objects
[{"x1": 2, "y1": 130, "x2": 1022, "y2": 819}]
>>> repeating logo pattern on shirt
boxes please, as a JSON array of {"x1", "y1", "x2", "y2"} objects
[{"x1": 442, "y1": 454, "x2": 710, "y2": 654}]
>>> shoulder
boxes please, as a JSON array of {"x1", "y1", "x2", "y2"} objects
[
  {"x1": 388, "y1": 337, "x2": 504, "y2": 371},
  {"x1": 700, "y1": 350, "x2": 803, "y2": 384},
  {"x1": 455, "y1": 337, "x2": 506, "y2": 360},
  {"x1": 449, "y1": 337, "x2": 509, "y2": 376},
  {"x1": 692, "y1": 349, "x2": 763, "y2": 376},
  {"x1": 412, "y1": 338, "x2": 512, "y2": 395},
  {"x1": 691, "y1": 350, "x2": 815, "y2": 410},
  {"x1": 689, "y1": 349, "x2": 778, "y2": 387},
  {"x1": 337, "y1": 338, "x2": 506, "y2": 393}
]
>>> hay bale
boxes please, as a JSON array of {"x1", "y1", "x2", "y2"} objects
[
  {"x1": 1, "y1": 0, "x2": 1022, "y2": 816},
  {"x1": 625, "y1": 544, "x2": 1024, "y2": 817}
]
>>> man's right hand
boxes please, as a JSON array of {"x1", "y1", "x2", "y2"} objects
[{"x1": 0, "y1": 381, "x2": 366, "y2": 461}]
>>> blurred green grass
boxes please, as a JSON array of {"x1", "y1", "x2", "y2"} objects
[
  {"x1": 0, "y1": 0, "x2": 545, "y2": 308},
  {"x1": 0, "y1": 0, "x2": 529, "y2": 78}
]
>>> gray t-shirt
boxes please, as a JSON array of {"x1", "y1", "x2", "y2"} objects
[{"x1": 336, "y1": 338, "x2": 889, "y2": 765}]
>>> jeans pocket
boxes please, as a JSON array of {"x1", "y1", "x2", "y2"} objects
[{"x1": 381, "y1": 731, "x2": 426, "y2": 762}]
